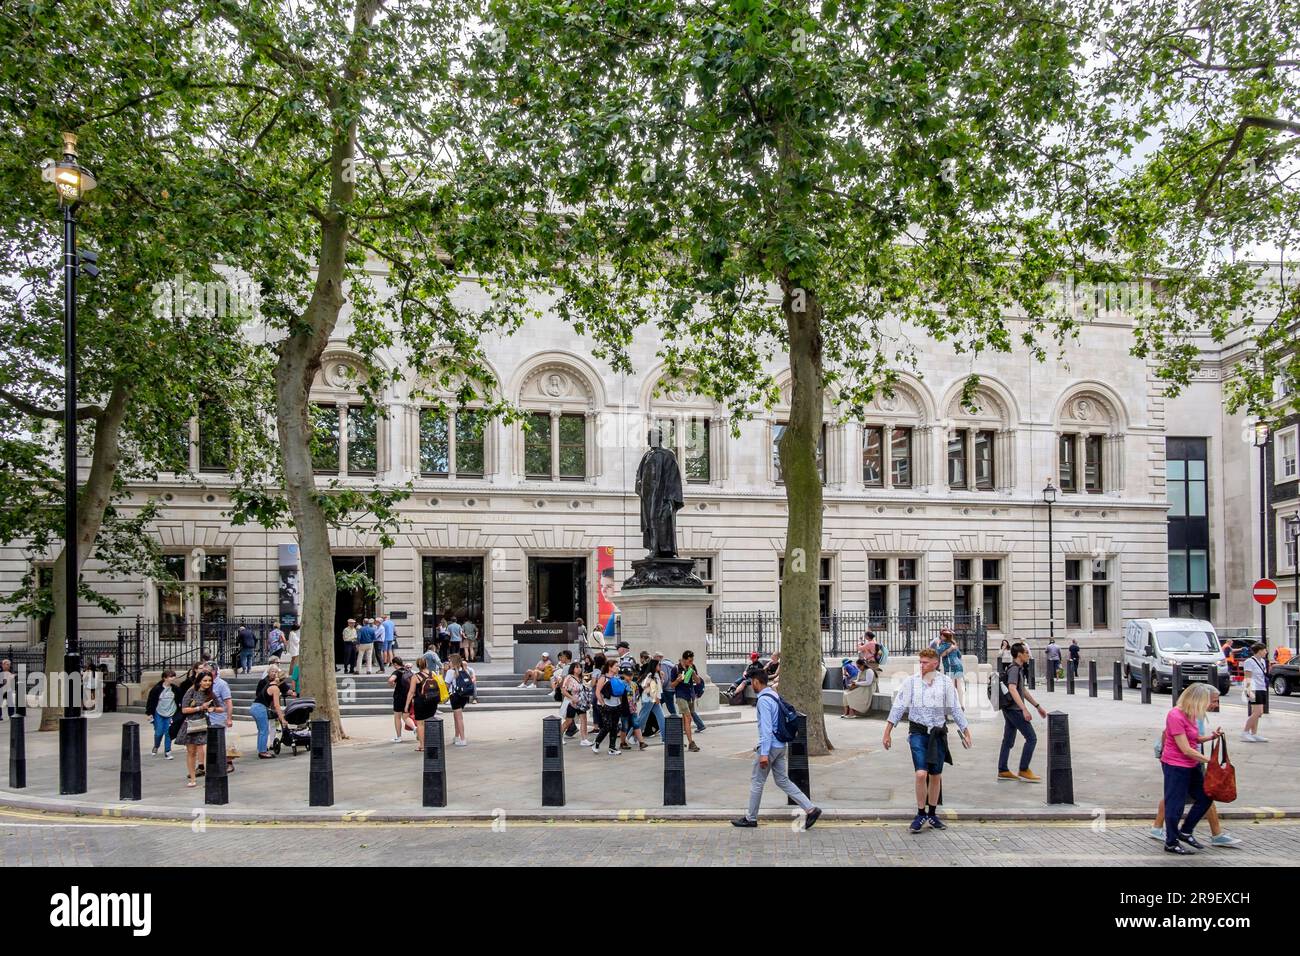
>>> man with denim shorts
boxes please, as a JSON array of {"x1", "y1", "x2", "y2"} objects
[
  {"x1": 669, "y1": 650, "x2": 702, "y2": 752},
  {"x1": 883, "y1": 647, "x2": 972, "y2": 833}
]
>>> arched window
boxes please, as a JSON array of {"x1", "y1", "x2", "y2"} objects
[
  {"x1": 412, "y1": 372, "x2": 498, "y2": 481},
  {"x1": 311, "y1": 350, "x2": 386, "y2": 477},
  {"x1": 644, "y1": 371, "x2": 726, "y2": 485},
  {"x1": 1056, "y1": 388, "x2": 1126, "y2": 494},
  {"x1": 856, "y1": 378, "x2": 933, "y2": 490},
  {"x1": 941, "y1": 384, "x2": 1014, "y2": 492},
  {"x1": 770, "y1": 373, "x2": 842, "y2": 486},
  {"x1": 516, "y1": 359, "x2": 600, "y2": 481}
]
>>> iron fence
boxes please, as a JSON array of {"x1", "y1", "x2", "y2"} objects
[
  {"x1": 707, "y1": 610, "x2": 987, "y2": 662},
  {"x1": 114, "y1": 617, "x2": 277, "y2": 680}
]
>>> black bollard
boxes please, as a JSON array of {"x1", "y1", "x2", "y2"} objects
[
  {"x1": 541, "y1": 715, "x2": 565, "y2": 807},
  {"x1": 1113, "y1": 661, "x2": 1123, "y2": 700},
  {"x1": 663, "y1": 715, "x2": 685, "y2": 806},
  {"x1": 786, "y1": 713, "x2": 811, "y2": 807},
  {"x1": 1066, "y1": 662, "x2": 1076, "y2": 695},
  {"x1": 309, "y1": 719, "x2": 333, "y2": 807},
  {"x1": 1046, "y1": 657, "x2": 1055, "y2": 694},
  {"x1": 1026, "y1": 657, "x2": 1036, "y2": 690},
  {"x1": 1141, "y1": 663, "x2": 1152, "y2": 704},
  {"x1": 204, "y1": 726, "x2": 229, "y2": 805},
  {"x1": 58, "y1": 715, "x2": 87, "y2": 795},
  {"x1": 119, "y1": 722, "x2": 141, "y2": 801},
  {"x1": 1046, "y1": 711, "x2": 1074, "y2": 804},
  {"x1": 8, "y1": 714, "x2": 25, "y2": 789},
  {"x1": 422, "y1": 717, "x2": 447, "y2": 807},
  {"x1": 1171, "y1": 663, "x2": 1183, "y2": 701}
]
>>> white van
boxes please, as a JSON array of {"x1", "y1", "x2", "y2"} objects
[{"x1": 1123, "y1": 618, "x2": 1230, "y2": 694}]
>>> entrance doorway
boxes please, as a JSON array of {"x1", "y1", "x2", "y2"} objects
[
  {"x1": 528, "y1": 556, "x2": 588, "y2": 625},
  {"x1": 422, "y1": 557, "x2": 485, "y2": 656},
  {"x1": 333, "y1": 555, "x2": 377, "y2": 663}
]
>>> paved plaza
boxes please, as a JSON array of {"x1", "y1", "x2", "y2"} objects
[
  {"x1": 3, "y1": 680, "x2": 1297, "y2": 826},
  {"x1": 2, "y1": 809, "x2": 1296, "y2": 867}
]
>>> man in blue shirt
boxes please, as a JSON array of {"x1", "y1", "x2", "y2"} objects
[
  {"x1": 731, "y1": 669, "x2": 821, "y2": 829},
  {"x1": 381, "y1": 613, "x2": 397, "y2": 668},
  {"x1": 357, "y1": 618, "x2": 377, "y2": 674}
]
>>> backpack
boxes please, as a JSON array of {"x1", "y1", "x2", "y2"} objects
[
  {"x1": 451, "y1": 668, "x2": 474, "y2": 698},
  {"x1": 988, "y1": 663, "x2": 1013, "y2": 710},
  {"x1": 876, "y1": 643, "x2": 889, "y2": 666},
  {"x1": 768, "y1": 692, "x2": 801, "y2": 744}
]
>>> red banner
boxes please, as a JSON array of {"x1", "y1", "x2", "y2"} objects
[{"x1": 597, "y1": 546, "x2": 617, "y2": 631}]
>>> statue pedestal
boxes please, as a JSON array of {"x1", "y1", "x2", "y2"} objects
[{"x1": 614, "y1": 588, "x2": 718, "y2": 713}]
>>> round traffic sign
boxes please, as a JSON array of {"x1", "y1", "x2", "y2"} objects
[{"x1": 1253, "y1": 579, "x2": 1279, "y2": 605}]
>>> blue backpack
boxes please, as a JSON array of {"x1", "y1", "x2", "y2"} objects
[{"x1": 768, "y1": 692, "x2": 801, "y2": 744}]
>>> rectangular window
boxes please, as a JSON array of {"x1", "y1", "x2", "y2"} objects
[
  {"x1": 866, "y1": 556, "x2": 922, "y2": 621},
  {"x1": 683, "y1": 417, "x2": 710, "y2": 483},
  {"x1": 1065, "y1": 558, "x2": 1082, "y2": 628},
  {"x1": 690, "y1": 555, "x2": 716, "y2": 630},
  {"x1": 419, "y1": 410, "x2": 450, "y2": 477},
  {"x1": 1187, "y1": 550, "x2": 1208, "y2": 592},
  {"x1": 347, "y1": 405, "x2": 378, "y2": 475},
  {"x1": 455, "y1": 410, "x2": 486, "y2": 477},
  {"x1": 774, "y1": 423, "x2": 826, "y2": 484},
  {"x1": 1286, "y1": 518, "x2": 1299, "y2": 570},
  {"x1": 312, "y1": 404, "x2": 341, "y2": 474},
  {"x1": 947, "y1": 431, "x2": 968, "y2": 489},
  {"x1": 890, "y1": 427, "x2": 912, "y2": 488},
  {"x1": 1059, "y1": 435, "x2": 1077, "y2": 492},
  {"x1": 778, "y1": 555, "x2": 832, "y2": 623},
  {"x1": 1091, "y1": 559, "x2": 1110, "y2": 628},
  {"x1": 524, "y1": 413, "x2": 552, "y2": 479},
  {"x1": 983, "y1": 585, "x2": 1001, "y2": 628},
  {"x1": 1166, "y1": 459, "x2": 1186, "y2": 517},
  {"x1": 953, "y1": 559, "x2": 971, "y2": 581},
  {"x1": 653, "y1": 416, "x2": 676, "y2": 452},
  {"x1": 863, "y1": 426, "x2": 884, "y2": 487},
  {"x1": 1168, "y1": 552, "x2": 1188, "y2": 593},
  {"x1": 897, "y1": 558, "x2": 917, "y2": 581},
  {"x1": 954, "y1": 583, "x2": 972, "y2": 614},
  {"x1": 1084, "y1": 434, "x2": 1103, "y2": 493},
  {"x1": 974, "y1": 429, "x2": 995, "y2": 489},
  {"x1": 868, "y1": 558, "x2": 887, "y2": 580},
  {"x1": 557, "y1": 413, "x2": 586, "y2": 479},
  {"x1": 868, "y1": 585, "x2": 887, "y2": 619},
  {"x1": 898, "y1": 584, "x2": 917, "y2": 617},
  {"x1": 197, "y1": 411, "x2": 230, "y2": 474},
  {"x1": 1279, "y1": 430, "x2": 1298, "y2": 481}
]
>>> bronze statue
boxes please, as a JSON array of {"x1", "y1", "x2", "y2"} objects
[
  {"x1": 635, "y1": 431, "x2": 684, "y2": 558},
  {"x1": 625, "y1": 429, "x2": 704, "y2": 590}
]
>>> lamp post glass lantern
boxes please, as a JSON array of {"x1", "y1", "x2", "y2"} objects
[
  {"x1": 44, "y1": 132, "x2": 96, "y2": 794},
  {"x1": 1043, "y1": 480, "x2": 1057, "y2": 643}
]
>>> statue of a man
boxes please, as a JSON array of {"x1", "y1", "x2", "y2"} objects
[{"x1": 635, "y1": 431, "x2": 684, "y2": 558}]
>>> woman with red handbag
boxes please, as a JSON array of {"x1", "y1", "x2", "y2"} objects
[
  {"x1": 1158, "y1": 683, "x2": 1224, "y2": 855},
  {"x1": 1149, "y1": 686, "x2": 1242, "y2": 848}
]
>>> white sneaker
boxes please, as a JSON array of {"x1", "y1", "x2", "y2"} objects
[
  {"x1": 1240, "y1": 732, "x2": 1259, "y2": 742},
  {"x1": 1252, "y1": 734, "x2": 1269, "y2": 742},
  {"x1": 164, "y1": 753, "x2": 174, "y2": 760},
  {"x1": 391, "y1": 736, "x2": 402, "y2": 742},
  {"x1": 151, "y1": 748, "x2": 159, "y2": 757},
  {"x1": 453, "y1": 738, "x2": 468, "y2": 747},
  {"x1": 579, "y1": 738, "x2": 592, "y2": 747},
  {"x1": 517, "y1": 682, "x2": 528, "y2": 688}
]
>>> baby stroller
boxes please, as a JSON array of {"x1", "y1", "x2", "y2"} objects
[{"x1": 272, "y1": 697, "x2": 316, "y2": 755}]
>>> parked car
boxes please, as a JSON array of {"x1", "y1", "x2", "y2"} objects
[
  {"x1": 1123, "y1": 618, "x2": 1231, "y2": 694},
  {"x1": 1270, "y1": 658, "x2": 1299, "y2": 696}
]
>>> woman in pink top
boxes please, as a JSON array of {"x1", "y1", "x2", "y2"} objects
[{"x1": 1159, "y1": 683, "x2": 1222, "y2": 855}]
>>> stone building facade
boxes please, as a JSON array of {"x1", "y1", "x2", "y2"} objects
[{"x1": 1, "y1": 277, "x2": 1285, "y2": 666}]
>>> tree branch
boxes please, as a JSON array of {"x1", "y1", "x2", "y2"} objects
[{"x1": 0, "y1": 388, "x2": 103, "y2": 421}]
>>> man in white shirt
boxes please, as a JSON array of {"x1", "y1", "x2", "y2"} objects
[{"x1": 883, "y1": 647, "x2": 972, "y2": 834}]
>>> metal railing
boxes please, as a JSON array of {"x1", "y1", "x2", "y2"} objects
[
  {"x1": 114, "y1": 617, "x2": 278, "y2": 681},
  {"x1": 707, "y1": 610, "x2": 988, "y2": 662}
]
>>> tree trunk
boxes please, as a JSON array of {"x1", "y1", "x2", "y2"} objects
[
  {"x1": 778, "y1": 281, "x2": 831, "y2": 755},
  {"x1": 273, "y1": 117, "x2": 359, "y2": 742},
  {"x1": 39, "y1": 383, "x2": 132, "y2": 731}
]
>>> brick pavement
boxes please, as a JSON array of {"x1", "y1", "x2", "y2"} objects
[{"x1": 0, "y1": 811, "x2": 1295, "y2": 866}]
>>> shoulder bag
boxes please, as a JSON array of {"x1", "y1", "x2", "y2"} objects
[{"x1": 1203, "y1": 736, "x2": 1237, "y2": 803}]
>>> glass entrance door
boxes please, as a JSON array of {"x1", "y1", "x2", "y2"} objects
[
  {"x1": 527, "y1": 556, "x2": 589, "y2": 625},
  {"x1": 422, "y1": 557, "x2": 485, "y2": 652}
]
